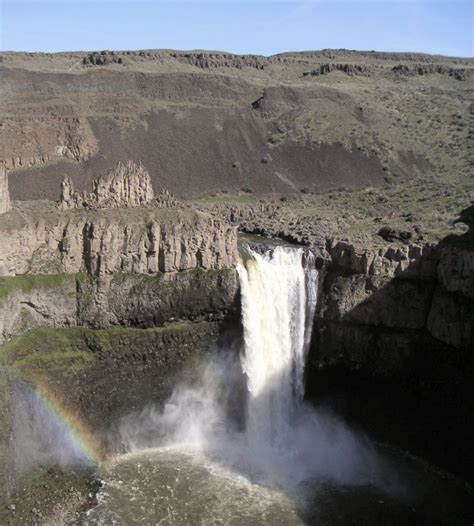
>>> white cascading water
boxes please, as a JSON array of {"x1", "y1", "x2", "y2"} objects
[{"x1": 237, "y1": 246, "x2": 318, "y2": 449}]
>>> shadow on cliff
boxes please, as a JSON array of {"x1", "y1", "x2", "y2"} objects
[{"x1": 306, "y1": 206, "x2": 474, "y2": 485}]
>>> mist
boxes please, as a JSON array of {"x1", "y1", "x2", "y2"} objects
[
  {"x1": 118, "y1": 350, "x2": 396, "y2": 494},
  {"x1": 11, "y1": 383, "x2": 91, "y2": 476}
]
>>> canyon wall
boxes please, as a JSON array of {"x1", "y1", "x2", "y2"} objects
[
  {"x1": 0, "y1": 200, "x2": 239, "y2": 344},
  {"x1": 1, "y1": 187, "x2": 472, "y2": 487},
  {"x1": 0, "y1": 270, "x2": 238, "y2": 345},
  {"x1": 312, "y1": 222, "x2": 473, "y2": 375},
  {"x1": 305, "y1": 208, "x2": 474, "y2": 482}
]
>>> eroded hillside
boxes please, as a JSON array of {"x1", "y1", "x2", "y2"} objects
[{"x1": 0, "y1": 50, "x2": 471, "y2": 199}]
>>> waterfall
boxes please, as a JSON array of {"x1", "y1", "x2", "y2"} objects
[
  {"x1": 237, "y1": 246, "x2": 318, "y2": 449},
  {"x1": 120, "y1": 243, "x2": 383, "y2": 490}
]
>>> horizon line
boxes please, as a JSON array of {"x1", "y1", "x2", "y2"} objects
[{"x1": 1, "y1": 47, "x2": 473, "y2": 60}]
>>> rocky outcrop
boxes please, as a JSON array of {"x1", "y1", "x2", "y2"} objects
[
  {"x1": 60, "y1": 161, "x2": 156, "y2": 210},
  {"x1": 0, "y1": 162, "x2": 11, "y2": 215},
  {"x1": 82, "y1": 51, "x2": 125, "y2": 66},
  {"x1": 0, "y1": 206, "x2": 238, "y2": 277},
  {"x1": 303, "y1": 63, "x2": 368, "y2": 77},
  {"x1": 0, "y1": 117, "x2": 98, "y2": 172},
  {"x1": 0, "y1": 275, "x2": 78, "y2": 344},
  {"x1": 155, "y1": 189, "x2": 179, "y2": 208},
  {"x1": 391, "y1": 63, "x2": 468, "y2": 80},
  {"x1": 82, "y1": 50, "x2": 267, "y2": 71},
  {"x1": 311, "y1": 207, "x2": 474, "y2": 375}
]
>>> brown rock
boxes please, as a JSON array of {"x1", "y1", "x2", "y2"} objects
[{"x1": 60, "y1": 161, "x2": 155, "y2": 210}]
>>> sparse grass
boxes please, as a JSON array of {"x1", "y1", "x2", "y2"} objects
[
  {"x1": 12, "y1": 350, "x2": 96, "y2": 374},
  {"x1": 197, "y1": 191, "x2": 257, "y2": 205},
  {"x1": 0, "y1": 206, "x2": 205, "y2": 235},
  {"x1": 347, "y1": 222, "x2": 375, "y2": 233},
  {"x1": 0, "y1": 274, "x2": 71, "y2": 304},
  {"x1": 0, "y1": 322, "x2": 198, "y2": 377},
  {"x1": 0, "y1": 328, "x2": 98, "y2": 378}
]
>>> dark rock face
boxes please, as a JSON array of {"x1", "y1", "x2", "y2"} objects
[
  {"x1": 54, "y1": 322, "x2": 224, "y2": 445},
  {"x1": 377, "y1": 226, "x2": 412, "y2": 243},
  {"x1": 391, "y1": 63, "x2": 468, "y2": 80},
  {"x1": 76, "y1": 269, "x2": 238, "y2": 329},
  {"x1": 307, "y1": 218, "x2": 474, "y2": 481},
  {"x1": 0, "y1": 269, "x2": 238, "y2": 344},
  {"x1": 303, "y1": 63, "x2": 368, "y2": 77},
  {"x1": 312, "y1": 222, "x2": 473, "y2": 375},
  {"x1": 83, "y1": 51, "x2": 125, "y2": 66}
]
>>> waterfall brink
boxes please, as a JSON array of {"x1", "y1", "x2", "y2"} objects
[{"x1": 237, "y1": 246, "x2": 318, "y2": 449}]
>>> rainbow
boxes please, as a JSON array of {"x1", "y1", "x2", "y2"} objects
[{"x1": 31, "y1": 376, "x2": 105, "y2": 466}]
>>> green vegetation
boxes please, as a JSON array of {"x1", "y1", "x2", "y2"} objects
[
  {"x1": 0, "y1": 464, "x2": 95, "y2": 525},
  {"x1": 0, "y1": 322, "x2": 198, "y2": 378},
  {"x1": 0, "y1": 274, "x2": 71, "y2": 304},
  {"x1": 0, "y1": 373, "x2": 9, "y2": 410},
  {"x1": 347, "y1": 222, "x2": 376, "y2": 234},
  {"x1": 112, "y1": 267, "x2": 235, "y2": 287},
  {"x1": 0, "y1": 273, "x2": 91, "y2": 306},
  {"x1": 0, "y1": 328, "x2": 97, "y2": 376},
  {"x1": 9, "y1": 350, "x2": 96, "y2": 374},
  {"x1": 190, "y1": 266, "x2": 235, "y2": 279},
  {"x1": 289, "y1": 170, "x2": 472, "y2": 244}
]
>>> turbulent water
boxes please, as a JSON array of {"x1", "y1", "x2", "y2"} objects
[{"x1": 84, "y1": 246, "x2": 474, "y2": 525}]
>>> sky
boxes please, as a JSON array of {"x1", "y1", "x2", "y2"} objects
[{"x1": 0, "y1": 0, "x2": 472, "y2": 57}]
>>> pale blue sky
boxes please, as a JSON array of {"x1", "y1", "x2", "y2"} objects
[{"x1": 0, "y1": 0, "x2": 472, "y2": 57}]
